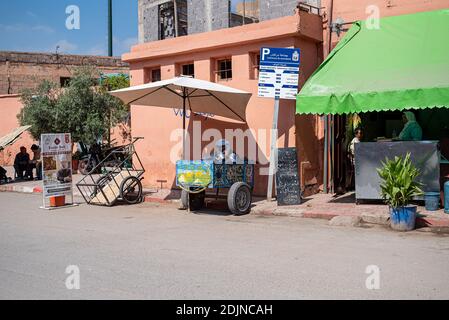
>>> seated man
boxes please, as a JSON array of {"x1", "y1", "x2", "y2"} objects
[
  {"x1": 14, "y1": 146, "x2": 31, "y2": 180},
  {"x1": 29, "y1": 144, "x2": 42, "y2": 180}
]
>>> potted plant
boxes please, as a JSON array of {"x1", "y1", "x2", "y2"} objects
[
  {"x1": 72, "y1": 151, "x2": 82, "y2": 174},
  {"x1": 377, "y1": 153, "x2": 423, "y2": 231}
]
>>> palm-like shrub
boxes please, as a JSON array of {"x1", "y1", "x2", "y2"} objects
[{"x1": 377, "y1": 153, "x2": 423, "y2": 208}]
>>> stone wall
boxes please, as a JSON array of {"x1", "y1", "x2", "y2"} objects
[
  {"x1": 0, "y1": 51, "x2": 129, "y2": 95},
  {"x1": 187, "y1": 0, "x2": 230, "y2": 34},
  {"x1": 138, "y1": 0, "x2": 321, "y2": 43},
  {"x1": 260, "y1": 0, "x2": 306, "y2": 21}
]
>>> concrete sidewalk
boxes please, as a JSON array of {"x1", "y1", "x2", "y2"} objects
[
  {"x1": 251, "y1": 193, "x2": 449, "y2": 231},
  {"x1": 0, "y1": 165, "x2": 177, "y2": 201},
  {"x1": 1, "y1": 165, "x2": 448, "y2": 231}
]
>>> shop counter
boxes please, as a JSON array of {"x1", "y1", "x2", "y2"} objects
[{"x1": 354, "y1": 141, "x2": 440, "y2": 201}]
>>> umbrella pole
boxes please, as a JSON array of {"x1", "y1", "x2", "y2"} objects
[
  {"x1": 182, "y1": 92, "x2": 186, "y2": 160},
  {"x1": 182, "y1": 90, "x2": 190, "y2": 213}
]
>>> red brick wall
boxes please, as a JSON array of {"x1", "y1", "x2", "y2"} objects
[{"x1": 0, "y1": 51, "x2": 129, "y2": 95}]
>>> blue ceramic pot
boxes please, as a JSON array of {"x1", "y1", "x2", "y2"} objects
[
  {"x1": 390, "y1": 206, "x2": 417, "y2": 231},
  {"x1": 444, "y1": 180, "x2": 449, "y2": 214}
]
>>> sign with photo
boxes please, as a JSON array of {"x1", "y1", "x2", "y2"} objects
[{"x1": 41, "y1": 133, "x2": 73, "y2": 199}]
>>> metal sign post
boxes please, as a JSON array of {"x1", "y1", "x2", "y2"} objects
[
  {"x1": 258, "y1": 47, "x2": 301, "y2": 201},
  {"x1": 267, "y1": 96, "x2": 280, "y2": 200}
]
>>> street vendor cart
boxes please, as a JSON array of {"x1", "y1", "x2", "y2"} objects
[{"x1": 176, "y1": 160, "x2": 254, "y2": 215}]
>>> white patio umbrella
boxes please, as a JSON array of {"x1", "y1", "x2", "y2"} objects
[{"x1": 109, "y1": 76, "x2": 252, "y2": 159}]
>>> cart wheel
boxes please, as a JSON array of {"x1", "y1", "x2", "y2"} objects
[
  {"x1": 227, "y1": 182, "x2": 252, "y2": 215},
  {"x1": 181, "y1": 189, "x2": 205, "y2": 211},
  {"x1": 120, "y1": 176, "x2": 143, "y2": 204},
  {"x1": 91, "y1": 174, "x2": 112, "y2": 197},
  {"x1": 181, "y1": 189, "x2": 189, "y2": 209},
  {"x1": 78, "y1": 159, "x2": 90, "y2": 175}
]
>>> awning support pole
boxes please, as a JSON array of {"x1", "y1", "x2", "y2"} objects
[
  {"x1": 323, "y1": 115, "x2": 328, "y2": 193},
  {"x1": 329, "y1": 115, "x2": 335, "y2": 193},
  {"x1": 267, "y1": 96, "x2": 280, "y2": 201}
]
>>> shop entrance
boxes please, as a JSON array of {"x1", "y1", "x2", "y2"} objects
[{"x1": 332, "y1": 109, "x2": 449, "y2": 194}]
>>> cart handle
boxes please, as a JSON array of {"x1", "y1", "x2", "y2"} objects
[{"x1": 178, "y1": 184, "x2": 209, "y2": 194}]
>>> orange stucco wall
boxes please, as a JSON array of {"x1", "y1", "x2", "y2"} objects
[
  {"x1": 0, "y1": 94, "x2": 36, "y2": 166},
  {"x1": 0, "y1": 94, "x2": 130, "y2": 167},
  {"x1": 125, "y1": 12, "x2": 324, "y2": 196}
]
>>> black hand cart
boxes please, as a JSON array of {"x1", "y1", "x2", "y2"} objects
[{"x1": 76, "y1": 137, "x2": 145, "y2": 206}]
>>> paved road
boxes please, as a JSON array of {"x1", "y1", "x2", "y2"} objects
[{"x1": 1, "y1": 192, "x2": 449, "y2": 300}]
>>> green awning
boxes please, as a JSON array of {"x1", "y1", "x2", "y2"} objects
[{"x1": 296, "y1": 9, "x2": 449, "y2": 115}]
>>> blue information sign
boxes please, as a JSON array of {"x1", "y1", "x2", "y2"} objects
[{"x1": 258, "y1": 47, "x2": 300, "y2": 100}]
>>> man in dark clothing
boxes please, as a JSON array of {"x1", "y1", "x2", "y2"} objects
[
  {"x1": 0, "y1": 165, "x2": 8, "y2": 183},
  {"x1": 14, "y1": 146, "x2": 31, "y2": 180},
  {"x1": 29, "y1": 144, "x2": 42, "y2": 180}
]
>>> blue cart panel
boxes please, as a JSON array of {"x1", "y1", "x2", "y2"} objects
[{"x1": 176, "y1": 160, "x2": 254, "y2": 189}]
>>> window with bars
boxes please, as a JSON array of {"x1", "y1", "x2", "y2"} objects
[
  {"x1": 145, "y1": 68, "x2": 161, "y2": 83},
  {"x1": 158, "y1": 1, "x2": 188, "y2": 40},
  {"x1": 181, "y1": 63, "x2": 194, "y2": 77},
  {"x1": 60, "y1": 77, "x2": 71, "y2": 87},
  {"x1": 151, "y1": 69, "x2": 161, "y2": 82},
  {"x1": 216, "y1": 58, "x2": 232, "y2": 81},
  {"x1": 250, "y1": 53, "x2": 260, "y2": 79}
]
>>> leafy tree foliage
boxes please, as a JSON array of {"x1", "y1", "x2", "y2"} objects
[
  {"x1": 19, "y1": 67, "x2": 129, "y2": 144},
  {"x1": 101, "y1": 73, "x2": 130, "y2": 91},
  {"x1": 19, "y1": 80, "x2": 59, "y2": 141}
]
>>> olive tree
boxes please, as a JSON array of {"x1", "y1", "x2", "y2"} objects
[{"x1": 19, "y1": 66, "x2": 129, "y2": 145}]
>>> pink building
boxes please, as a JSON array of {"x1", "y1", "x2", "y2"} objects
[
  {"x1": 124, "y1": 10, "x2": 324, "y2": 196},
  {"x1": 2, "y1": 0, "x2": 447, "y2": 195},
  {"x1": 125, "y1": 0, "x2": 449, "y2": 196}
]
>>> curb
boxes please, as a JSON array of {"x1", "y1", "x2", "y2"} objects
[
  {"x1": 3, "y1": 187, "x2": 449, "y2": 232},
  {"x1": 0, "y1": 185, "x2": 42, "y2": 194},
  {"x1": 144, "y1": 196, "x2": 178, "y2": 204},
  {"x1": 253, "y1": 207, "x2": 449, "y2": 232}
]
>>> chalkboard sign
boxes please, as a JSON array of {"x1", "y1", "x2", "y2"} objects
[{"x1": 276, "y1": 147, "x2": 301, "y2": 206}]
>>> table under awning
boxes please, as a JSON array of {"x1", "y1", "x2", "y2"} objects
[{"x1": 296, "y1": 9, "x2": 449, "y2": 115}]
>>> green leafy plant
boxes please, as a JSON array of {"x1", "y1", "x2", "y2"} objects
[
  {"x1": 19, "y1": 66, "x2": 128, "y2": 145},
  {"x1": 101, "y1": 73, "x2": 130, "y2": 91},
  {"x1": 377, "y1": 153, "x2": 423, "y2": 208},
  {"x1": 18, "y1": 80, "x2": 60, "y2": 140}
]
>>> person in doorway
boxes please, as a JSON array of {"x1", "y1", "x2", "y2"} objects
[
  {"x1": 348, "y1": 128, "x2": 363, "y2": 161},
  {"x1": 346, "y1": 128, "x2": 364, "y2": 191},
  {"x1": 14, "y1": 146, "x2": 31, "y2": 180},
  {"x1": 29, "y1": 144, "x2": 42, "y2": 180},
  {"x1": 398, "y1": 111, "x2": 423, "y2": 141}
]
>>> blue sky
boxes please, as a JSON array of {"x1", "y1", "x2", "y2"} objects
[
  {"x1": 0, "y1": 0, "x2": 138, "y2": 57},
  {"x1": 0, "y1": 0, "x2": 252, "y2": 56}
]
